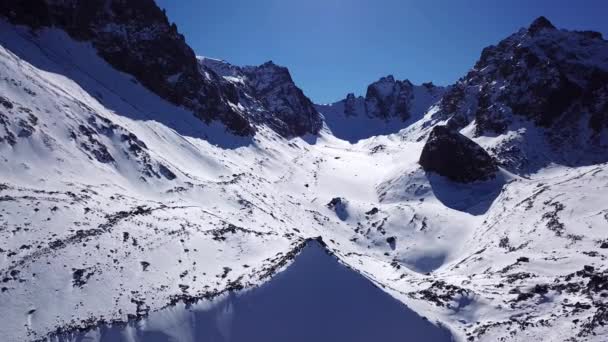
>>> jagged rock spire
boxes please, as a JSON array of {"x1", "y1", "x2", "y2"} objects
[{"x1": 528, "y1": 16, "x2": 556, "y2": 34}]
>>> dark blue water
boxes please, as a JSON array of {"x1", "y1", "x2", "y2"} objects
[{"x1": 62, "y1": 242, "x2": 453, "y2": 342}]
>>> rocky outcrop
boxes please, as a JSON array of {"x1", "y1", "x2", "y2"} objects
[
  {"x1": 314, "y1": 76, "x2": 444, "y2": 142},
  {"x1": 432, "y1": 16, "x2": 608, "y2": 171},
  {"x1": 419, "y1": 126, "x2": 498, "y2": 183},
  {"x1": 337, "y1": 76, "x2": 442, "y2": 121},
  {"x1": 201, "y1": 58, "x2": 323, "y2": 137},
  {"x1": 343, "y1": 93, "x2": 358, "y2": 117},
  {"x1": 365, "y1": 75, "x2": 415, "y2": 121},
  {"x1": 527, "y1": 16, "x2": 556, "y2": 35},
  {"x1": 241, "y1": 62, "x2": 323, "y2": 137},
  {"x1": 0, "y1": 0, "x2": 250, "y2": 135},
  {"x1": 438, "y1": 16, "x2": 608, "y2": 135},
  {"x1": 318, "y1": 76, "x2": 443, "y2": 123}
]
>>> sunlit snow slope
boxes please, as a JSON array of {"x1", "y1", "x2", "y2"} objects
[{"x1": 1, "y1": 14, "x2": 607, "y2": 342}]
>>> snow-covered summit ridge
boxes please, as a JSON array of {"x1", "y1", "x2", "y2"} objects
[
  {"x1": 0, "y1": 0, "x2": 262, "y2": 136},
  {"x1": 199, "y1": 57, "x2": 323, "y2": 138},
  {"x1": 0, "y1": 0, "x2": 325, "y2": 138},
  {"x1": 428, "y1": 16, "x2": 608, "y2": 173},
  {"x1": 315, "y1": 75, "x2": 445, "y2": 142}
]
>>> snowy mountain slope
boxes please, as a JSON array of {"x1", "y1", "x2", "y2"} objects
[
  {"x1": 0, "y1": 21, "x2": 454, "y2": 341},
  {"x1": 0, "y1": 0, "x2": 324, "y2": 138},
  {"x1": 0, "y1": 0, "x2": 258, "y2": 136},
  {"x1": 315, "y1": 76, "x2": 445, "y2": 142},
  {"x1": 0, "y1": 10, "x2": 607, "y2": 342},
  {"x1": 424, "y1": 16, "x2": 608, "y2": 174}
]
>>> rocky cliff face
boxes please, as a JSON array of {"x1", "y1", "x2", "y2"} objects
[
  {"x1": 365, "y1": 75, "x2": 415, "y2": 121},
  {"x1": 315, "y1": 76, "x2": 444, "y2": 142},
  {"x1": 0, "y1": 0, "x2": 254, "y2": 135},
  {"x1": 201, "y1": 58, "x2": 323, "y2": 138},
  {"x1": 433, "y1": 17, "x2": 608, "y2": 171},
  {"x1": 0, "y1": 0, "x2": 325, "y2": 138},
  {"x1": 331, "y1": 75, "x2": 443, "y2": 122},
  {"x1": 241, "y1": 61, "x2": 323, "y2": 137}
]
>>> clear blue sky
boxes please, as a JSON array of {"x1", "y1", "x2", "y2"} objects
[{"x1": 156, "y1": 0, "x2": 608, "y2": 104}]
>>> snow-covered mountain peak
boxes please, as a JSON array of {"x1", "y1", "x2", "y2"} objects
[
  {"x1": 0, "y1": 0, "x2": 259, "y2": 136},
  {"x1": 199, "y1": 56, "x2": 323, "y2": 137},
  {"x1": 241, "y1": 61, "x2": 296, "y2": 94},
  {"x1": 426, "y1": 16, "x2": 608, "y2": 173},
  {"x1": 372, "y1": 74, "x2": 398, "y2": 85},
  {"x1": 0, "y1": 0, "x2": 329, "y2": 139},
  {"x1": 315, "y1": 75, "x2": 445, "y2": 142}
]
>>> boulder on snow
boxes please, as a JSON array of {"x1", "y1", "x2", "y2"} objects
[
  {"x1": 419, "y1": 126, "x2": 498, "y2": 183},
  {"x1": 327, "y1": 197, "x2": 349, "y2": 220}
]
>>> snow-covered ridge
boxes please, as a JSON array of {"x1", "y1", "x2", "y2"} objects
[
  {"x1": 428, "y1": 16, "x2": 608, "y2": 174},
  {"x1": 315, "y1": 75, "x2": 445, "y2": 142},
  {"x1": 199, "y1": 57, "x2": 323, "y2": 138},
  {"x1": 0, "y1": 0, "x2": 327, "y2": 138},
  {"x1": 0, "y1": 0, "x2": 261, "y2": 136}
]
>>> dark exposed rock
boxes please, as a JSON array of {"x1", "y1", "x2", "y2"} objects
[
  {"x1": 505, "y1": 272, "x2": 535, "y2": 284},
  {"x1": 327, "y1": 197, "x2": 344, "y2": 209},
  {"x1": 240, "y1": 61, "x2": 323, "y2": 137},
  {"x1": 386, "y1": 236, "x2": 396, "y2": 250},
  {"x1": 542, "y1": 201, "x2": 565, "y2": 236},
  {"x1": 515, "y1": 292, "x2": 534, "y2": 302},
  {"x1": 0, "y1": 112, "x2": 17, "y2": 146},
  {"x1": 422, "y1": 82, "x2": 436, "y2": 89},
  {"x1": 504, "y1": 266, "x2": 608, "y2": 337},
  {"x1": 208, "y1": 223, "x2": 272, "y2": 242},
  {"x1": 344, "y1": 93, "x2": 358, "y2": 117},
  {"x1": 75, "y1": 124, "x2": 115, "y2": 163},
  {"x1": 158, "y1": 164, "x2": 177, "y2": 180},
  {"x1": 365, "y1": 75, "x2": 414, "y2": 121},
  {"x1": 528, "y1": 16, "x2": 556, "y2": 35},
  {"x1": 415, "y1": 280, "x2": 471, "y2": 308},
  {"x1": 419, "y1": 126, "x2": 498, "y2": 183},
  {"x1": 327, "y1": 197, "x2": 348, "y2": 221},
  {"x1": 0, "y1": 0, "x2": 253, "y2": 135},
  {"x1": 0, "y1": 96, "x2": 13, "y2": 109},
  {"x1": 434, "y1": 17, "x2": 608, "y2": 171},
  {"x1": 72, "y1": 268, "x2": 94, "y2": 288},
  {"x1": 370, "y1": 145, "x2": 386, "y2": 154},
  {"x1": 516, "y1": 256, "x2": 530, "y2": 263},
  {"x1": 201, "y1": 58, "x2": 323, "y2": 137},
  {"x1": 365, "y1": 207, "x2": 379, "y2": 215}
]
